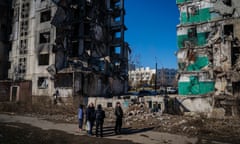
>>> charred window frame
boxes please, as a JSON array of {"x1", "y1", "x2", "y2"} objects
[
  {"x1": 39, "y1": 31, "x2": 50, "y2": 44},
  {"x1": 40, "y1": 10, "x2": 51, "y2": 23},
  {"x1": 38, "y1": 77, "x2": 48, "y2": 89},
  {"x1": 38, "y1": 54, "x2": 49, "y2": 65}
]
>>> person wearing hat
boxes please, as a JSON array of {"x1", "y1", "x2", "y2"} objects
[{"x1": 114, "y1": 102, "x2": 123, "y2": 134}]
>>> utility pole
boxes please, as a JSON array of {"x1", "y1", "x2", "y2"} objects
[{"x1": 155, "y1": 57, "x2": 157, "y2": 93}]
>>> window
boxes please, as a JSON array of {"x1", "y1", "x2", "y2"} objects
[
  {"x1": 55, "y1": 73, "x2": 73, "y2": 87},
  {"x1": 188, "y1": 27, "x2": 197, "y2": 38},
  {"x1": 39, "y1": 31, "x2": 50, "y2": 44},
  {"x1": 40, "y1": 10, "x2": 51, "y2": 23},
  {"x1": 187, "y1": 5, "x2": 199, "y2": 16},
  {"x1": 107, "y1": 102, "x2": 112, "y2": 108},
  {"x1": 19, "y1": 57, "x2": 26, "y2": 74},
  {"x1": 223, "y1": 0, "x2": 231, "y2": 6},
  {"x1": 38, "y1": 77, "x2": 48, "y2": 89},
  {"x1": 20, "y1": 40, "x2": 27, "y2": 54},
  {"x1": 224, "y1": 24, "x2": 233, "y2": 36},
  {"x1": 38, "y1": 54, "x2": 49, "y2": 65},
  {"x1": 115, "y1": 47, "x2": 121, "y2": 54}
]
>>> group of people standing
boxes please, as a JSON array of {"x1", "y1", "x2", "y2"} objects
[{"x1": 78, "y1": 101, "x2": 123, "y2": 137}]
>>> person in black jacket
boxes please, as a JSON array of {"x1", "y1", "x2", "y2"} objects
[
  {"x1": 114, "y1": 102, "x2": 123, "y2": 134},
  {"x1": 95, "y1": 104, "x2": 105, "y2": 137},
  {"x1": 86, "y1": 103, "x2": 95, "y2": 136}
]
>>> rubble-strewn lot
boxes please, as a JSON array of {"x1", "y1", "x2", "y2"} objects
[{"x1": 1, "y1": 102, "x2": 240, "y2": 143}]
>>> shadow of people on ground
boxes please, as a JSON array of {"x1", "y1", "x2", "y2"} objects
[{"x1": 102, "y1": 126, "x2": 154, "y2": 137}]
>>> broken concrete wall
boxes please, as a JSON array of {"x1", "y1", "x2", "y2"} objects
[
  {"x1": 7, "y1": 0, "x2": 128, "y2": 105},
  {"x1": 50, "y1": 0, "x2": 128, "y2": 100},
  {"x1": 177, "y1": 0, "x2": 240, "y2": 115},
  {"x1": 87, "y1": 95, "x2": 165, "y2": 113},
  {"x1": 176, "y1": 96, "x2": 213, "y2": 113}
]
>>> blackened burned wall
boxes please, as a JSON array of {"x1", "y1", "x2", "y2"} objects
[{"x1": 0, "y1": 0, "x2": 12, "y2": 80}]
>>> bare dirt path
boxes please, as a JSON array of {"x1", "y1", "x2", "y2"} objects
[
  {"x1": 0, "y1": 114, "x2": 201, "y2": 144},
  {"x1": 0, "y1": 113, "x2": 200, "y2": 144}
]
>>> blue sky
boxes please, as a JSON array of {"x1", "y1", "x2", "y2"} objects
[{"x1": 125, "y1": 0, "x2": 179, "y2": 69}]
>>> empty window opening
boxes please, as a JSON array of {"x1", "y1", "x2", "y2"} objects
[
  {"x1": 84, "y1": 41, "x2": 91, "y2": 50},
  {"x1": 187, "y1": 5, "x2": 199, "y2": 17},
  {"x1": 223, "y1": 0, "x2": 232, "y2": 6},
  {"x1": 107, "y1": 102, "x2": 112, "y2": 107},
  {"x1": 224, "y1": 24, "x2": 233, "y2": 36},
  {"x1": 55, "y1": 73, "x2": 73, "y2": 87},
  {"x1": 40, "y1": 10, "x2": 51, "y2": 23},
  {"x1": 20, "y1": 20, "x2": 28, "y2": 36},
  {"x1": 20, "y1": 39, "x2": 28, "y2": 54},
  {"x1": 71, "y1": 41, "x2": 79, "y2": 57},
  {"x1": 18, "y1": 57, "x2": 26, "y2": 74},
  {"x1": 38, "y1": 54, "x2": 49, "y2": 65},
  {"x1": 188, "y1": 27, "x2": 197, "y2": 38},
  {"x1": 114, "y1": 1, "x2": 121, "y2": 8},
  {"x1": 115, "y1": 47, "x2": 121, "y2": 54},
  {"x1": 84, "y1": 24, "x2": 91, "y2": 36},
  {"x1": 114, "y1": 17, "x2": 121, "y2": 22},
  {"x1": 231, "y1": 47, "x2": 240, "y2": 66},
  {"x1": 115, "y1": 32, "x2": 121, "y2": 38},
  {"x1": 39, "y1": 31, "x2": 50, "y2": 43},
  {"x1": 38, "y1": 77, "x2": 48, "y2": 89}
]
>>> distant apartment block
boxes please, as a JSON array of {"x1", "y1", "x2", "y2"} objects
[
  {"x1": 128, "y1": 67, "x2": 177, "y2": 88},
  {"x1": 128, "y1": 67, "x2": 155, "y2": 88},
  {"x1": 156, "y1": 68, "x2": 177, "y2": 87}
]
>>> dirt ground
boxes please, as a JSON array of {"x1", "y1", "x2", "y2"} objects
[
  {"x1": 0, "y1": 102, "x2": 240, "y2": 144},
  {"x1": 0, "y1": 123, "x2": 137, "y2": 144}
]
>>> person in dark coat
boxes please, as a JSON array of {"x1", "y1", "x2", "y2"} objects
[
  {"x1": 85, "y1": 103, "x2": 95, "y2": 136},
  {"x1": 114, "y1": 102, "x2": 123, "y2": 134},
  {"x1": 95, "y1": 104, "x2": 105, "y2": 137}
]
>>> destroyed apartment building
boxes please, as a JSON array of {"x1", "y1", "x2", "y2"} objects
[
  {"x1": 176, "y1": 0, "x2": 240, "y2": 116},
  {"x1": 1, "y1": 0, "x2": 129, "y2": 105}
]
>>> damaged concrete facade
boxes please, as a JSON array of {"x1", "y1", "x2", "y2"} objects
[
  {"x1": 8, "y1": 0, "x2": 129, "y2": 104},
  {"x1": 176, "y1": 0, "x2": 240, "y2": 115}
]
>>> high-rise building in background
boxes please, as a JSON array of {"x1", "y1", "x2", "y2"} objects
[
  {"x1": 4, "y1": 0, "x2": 129, "y2": 104},
  {"x1": 176, "y1": 0, "x2": 240, "y2": 114}
]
